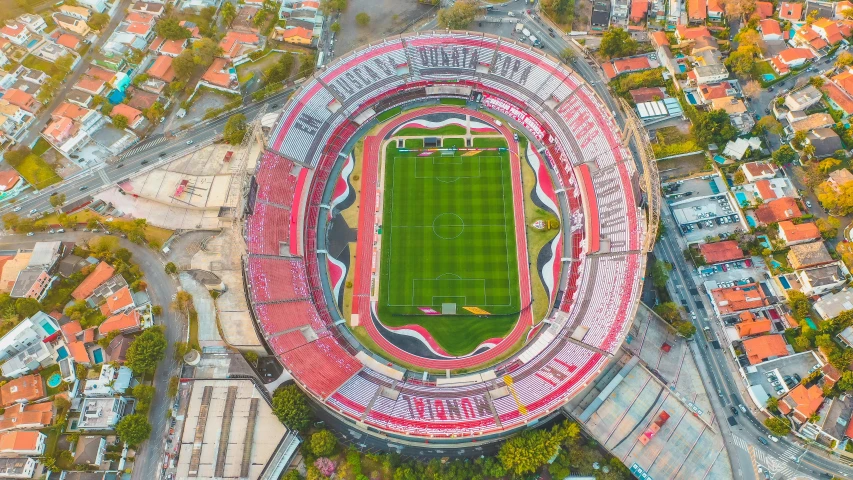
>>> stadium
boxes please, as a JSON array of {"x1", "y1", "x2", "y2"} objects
[{"x1": 244, "y1": 31, "x2": 656, "y2": 448}]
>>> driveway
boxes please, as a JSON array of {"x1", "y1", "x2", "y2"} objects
[{"x1": 0, "y1": 230, "x2": 183, "y2": 480}]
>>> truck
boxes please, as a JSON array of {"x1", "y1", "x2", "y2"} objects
[
  {"x1": 703, "y1": 326, "x2": 714, "y2": 343},
  {"x1": 522, "y1": 28, "x2": 531, "y2": 37},
  {"x1": 515, "y1": 23, "x2": 524, "y2": 33},
  {"x1": 529, "y1": 35, "x2": 542, "y2": 47}
]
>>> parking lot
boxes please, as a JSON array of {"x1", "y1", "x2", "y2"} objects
[
  {"x1": 745, "y1": 351, "x2": 823, "y2": 400},
  {"x1": 666, "y1": 175, "x2": 748, "y2": 243}
]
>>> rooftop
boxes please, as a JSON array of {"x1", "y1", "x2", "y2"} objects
[
  {"x1": 0, "y1": 374, "x2": 45, "y2": 408},
  {"x1": 778, "y1": 221, "x2": 821, "y2": 243},
  {"x1": 788, "y1": 241, "x2": 833, "y2": 269},
  {"x1": 711, "y1": 283, "x2": 769, "y2": 314},
  {"x1": 71, "y1": 262, "x2": 115, "y2": 300},
  {"x1": 699, "y1": 240, "x2": 745, "y2": 264},
  {"x1": 754, "y1": 197, "x2": 802, "y2": 224},
  {"x1": 742, "y1": 334, "x2": 789, "y2": 364}
]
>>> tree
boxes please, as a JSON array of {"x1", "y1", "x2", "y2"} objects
[
  {"x1": 243, "y1": 350, "x2": 258, "y2": 365},
  {"x1": 319, "y1": 0, "x2": 347, "y2": 15},
  {"x1": 674, "y1": 320, "x2": 697, "y2": 338},
  {"x1": 766, "y1": 396, "x2": 779, "y2": 413},
  {"x1": 116, "y1": 414, "x2": 152, "y2": 446},
  {"x1": 809, "y1": 76, "x2": 825, "y2": 88},
  {"x1": 221, "y1": 1, "x2": 237, "y2": 26},
  {"x1": 112, "y1": 114, "x2": 129, "y2": 130},
  {"x1": 772, "y1": 144, "x2": 798, "y2": 166},
  {"x1": 330, "y1": 22, "x2": 341, "y2": 34},
  {"x1": 88, "y1": 12, "x2": 110, "y2": 30},
  {"x1": 654, "y1": 302, "x2": 681, "y2": 323},
  {"x1": 788, "y1": 290, "x2": 812, "y2": 320},
  {"x1": 498, "y1": 422, "x2": 568, "y2": 475},
  {"x1": 742, "y1": 80, "x2": 762, "y2": 99},
  {"x1": 437, "y1": 0, "x2": 480, "y2": 30},
  {"x1": 818, "y1": 157, "x2": 841, "y2": 174},
  {"x1": 126, "y1": 327, "x2": 167, "y2": 374},
  {"x1": 651, "y1": 260, "x2": 672, "y2": 289},
  {"x1": 837, "y1": 51, "x2": 853, "y2": 68},
  {"x1": 191, "y1": 37, "x2": 222, "y2": 68},
  {"x1": 692, "y1": 109, "x2": 737, "y2": 147},
  {"x1": 37, "y1": 78, "x2": 60, "y2": 103},
  {"x1": 803, "y1": 144, "x2": 817, "y2": 159},
  {"x1": 152, "y1": 305, "x2": 162, "y2": 316},
  {"x1": 164, "y1": 262, "x2": 177, "y2": 274},
  {"x1": 355, "y1": 12, "x2": 370, "y2": 26},
  {"x1": 756, "y1": 115, "x2": 783, "y2": 135},
  {"x1": 1, "y1": 213, "x2": 19, "y2": 230},
  {"x1": 223, "y1": 114, "x2": 247, "y2": 145},
  {"x1": 734, "y1": 29, "x2": 765, "y2": 55},
  {"x1": 172, "y1": 50, "x2": 197, "y2": 81},
  {"x1": 725, "y1": 47, "x2": 758, "y2": 77},
  {"x1": 3, "y1": 147, "x2": 30, "y2": 166},
  {"x1": 764, "y1": 417, "x2": 791, "y2": 436},
  {"x1": 599, "y1": 27, "x2": 638, "y2": 59},
  {"x1": 310, "y1": 430, "x2": 338, "y2": 456},
  {"x1": 560, "y1": 47, "x2": 576, "y2": 63},
  {"x1": 816, "y1": 216, "x2": 840, "y2": 239},
  {"x1": 272, "y1": 384, "x2": 312, "y2": 430},
  {"x1": 15, "y1": 298, "x2": 40, "y2": 318},
  {"x1": 56, "y1": 54, "x2": 75, "y2": 74},
  {"x1": 144, "y1": 102, "x2": 165, "y2": 123},
  {"x1": 155, "y1": 17, "x2": 191, "y2": 40},
  {"x1": 724, "y1": 0, "x2": 756, "y2": 19},
  {"x1": 837, "y1": 371, "x2": 853, "y2": 391},
  {"x1": 131, "y1": 385, "x2": 156, "y2": 413},
  {"x1": 49, "y1": 193, "x2": 66, "y2": 209},
  {"x1": 818, "y1": 181, "x2": 853, "y2": 215}
]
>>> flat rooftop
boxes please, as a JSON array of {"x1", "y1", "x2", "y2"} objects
[{"x1": 175, "y1": 379, "x2": 289, "y2": 480}]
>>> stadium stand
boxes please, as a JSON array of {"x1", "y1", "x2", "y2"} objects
[{"x1": 251, "y1": 31, "x2": 644, "y2": 441}]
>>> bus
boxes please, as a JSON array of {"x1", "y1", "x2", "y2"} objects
[{"x1": 316, "y1": 51, "x2": 325, "y2": 69}]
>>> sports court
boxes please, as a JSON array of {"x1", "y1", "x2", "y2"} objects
[{"x1": 377, "y1": 139, "x2": 520, "y2": 354}]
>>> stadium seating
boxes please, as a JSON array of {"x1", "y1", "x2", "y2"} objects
[{"x1": 252, "y1": 31, "x2": 645, "y2": 439}]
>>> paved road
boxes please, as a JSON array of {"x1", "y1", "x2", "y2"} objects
[
  {"x1": 1, "y1": 86, "x2": 295, "y2": 220},
  {"x1": 0, "y1": 230, "x2": 182, "y2": 480}
]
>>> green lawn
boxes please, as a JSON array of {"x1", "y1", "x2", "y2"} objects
[
  {"x1": 377, "y1": 140, "x2": 520, "y2": 355},
  {"x1": 376, "y1": 107, "x2": 401, "y2": 122},
  {"x1": 21, "y1": 55, "x2": 62, "y2": 77},
  {"x1": 32, "y1": 138, "x2": 52, "y2": 156},
  {"x1": 395, "y1": 125, "x2": 467, "y2": 136},
  {"x1": 10, "y1": 154, "x2": 60, "y2": 188},
  {"x1": 440, "y1": 98, "x2": 468, "y2": 106}
]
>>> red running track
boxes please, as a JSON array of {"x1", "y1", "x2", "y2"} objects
[{"x1": 352, "y1": 106, "x2": 535, "y2": 370}]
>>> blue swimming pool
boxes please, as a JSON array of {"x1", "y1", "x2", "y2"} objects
[
  {"x1": 709, "y1": 180, "x2": 720, "y2": 194},
  {"x1": 679, "y1": 64, "x2": 687, "y2": 73},
  {"x1": 747, "y1": 216, "x2": 757, "y2": 227},
  {"x1": 735, "y1": 192, "x2": 748, "y2": 206},
  {"x1": 107, "y1": 89, "x2": 125, "y2": 105},
  {"x1": 713, "y1": 155, "x2": 727, "y2": 164},
  {"x1": 41, "y1": 320, "x2": 56, "y2": 335},
  {"x1": 47, "y1": 373, "x2": 61, "y2": 388},
  {"x1": 56, "y1": 346, "x2": 68, "y2": 361},
  {"x1": 763, "y1": 73, "x2": 776, "y2": 82},
  {"x1": 779, "y1": 276, "x2": 790, "y2": 288},
  {"x1": 92, "y1": 348, "x2": 104, "y2": 364},
  {"x1": 685, "y1": 92, "x2": 698, "y2": 104}
]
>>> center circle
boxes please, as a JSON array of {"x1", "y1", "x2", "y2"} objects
[{"x1": 432, "y1": 213, "x2": 465, "y2": 240}]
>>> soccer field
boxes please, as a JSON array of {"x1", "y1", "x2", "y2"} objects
[{"x1": 377, "y1": 139, "x2": 520, "y2": 355}]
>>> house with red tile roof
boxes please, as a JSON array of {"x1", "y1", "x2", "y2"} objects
[
  {"x1": 707, "y1": 0, "x2": 724, "y2": 19},
  {"x1": 824, "y1": 69, "x2": 853, "y2": 117},
  {"x1": 99, "y1": 310, "x2": 142, "y2": 335},
  {"x1": 99, "y1": 286, "x2": 135, "y2": 316},
  {"x1": 110, "y1": 103, "x2": 144, "y2": 129},
  {"x1": 812, "y1": 18, "x2": 844, "y2": 45},
  {"x1": 696, "y1": 81, "x2": 736, "y2": 104},
  {"x1": 55, "y1": 33, "x2": 81, "y2": 50},
  {"x1": 0, "y1": 23, "x2": 32, "y2": 46},
  {"x1": 699, "y1": 241, "x2": 745, "y2": 265},
  {"x1": 0, "y1": 402, "x2": 53, "y2": 432},
  {"x1": 650, "y1": 31, "x2": 670, "y2": 48},
  {"x1": 602, "y1": 56, "x2": 654, "y2": 79},
  {"x1": 755, "y1": 1, "x2": 774, "y2": 18},
  {"x1": 742, "y1": 334, "x2": 790, "y2": 364},
  {"x1": 630, "y1": 0, "x2": 649, "y2": 22},
  {"x1": 201, "y1": 57, "x2": 239, "y2": 93},
  {"x1": 771, "y1": 48, "x2": 815, "y2": 74},
  {"x1": 159, "y1": 38, "x2": 186, "y2": 57},
  {"x1": 754, "y1": 197, "x2": 802, "y2": 224},
  {"x1": 835, "y1": 0, "x2": 853, "y2": 19},
  {"x1": 760, "y1": 19, "x2": 783, "y2": 41},
  {"x1": 72, "y1": 262, "x2": 115, "y2": 300},
  {"x1": 779, "y1": 384, "x2": 824, "y2": 423},
  {"x1": 1, "y1": 89, "x2": 37, "y2": 113},
  {"x1": 0, "y1": 374, "x2": 45, "y2": 408},
  {"x1": 675, "y1": 25, "x2": 712, "y2": 42},
  {"x1": 778, "y1": 1, "x2": 804, "y2": 20},
  {"x1": 734, "y1": 313, "x2": 773, "y2": 338},
  {"x1": 710, "y1": 283, "x2": 770, "y2": 315},
  {"x1": 778, "y1": 221, "x2": 822, "y2": 246},
  {"x1": 688, "y1": 0, "x2": 707, "y2": 22},
  {"x1": 793, "y1": 25, "x2": 829, "y2": 56},
  {"x1": 277, "y1": 26, "x2": 314, "y2": 45},
  {"x1": 219, "y1": 31, "x2": 263, "y2": 61},
  {"x1": 147, "y1": 55, "x2": 175, "y2": 82},
  {"x1": 74, "y1": 75, "x2": 106, "y2": 95},
  {"x1": 0, "y1": 431, "x2": 46, "y2": 456},
  {"x1": 179, "y1": 20, "x2": 201, "y2": 39}
]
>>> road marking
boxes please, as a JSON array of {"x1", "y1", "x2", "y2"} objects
[{"x1": 121, "y1": 137, "x2": 167, "y2": 158}]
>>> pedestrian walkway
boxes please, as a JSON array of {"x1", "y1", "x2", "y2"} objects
[
  {"x1": 734, "y1": 436, "x2": 805, "y2": 479},
  {"x1": 121, "y1": 136, "x2": 167, "y2": 158}
]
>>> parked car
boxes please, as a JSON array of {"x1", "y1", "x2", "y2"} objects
[{"x1": 26, "y1": 232, "x2": 33, "y2": 237}]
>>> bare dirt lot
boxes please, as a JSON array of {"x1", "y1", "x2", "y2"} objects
[{"x1": 332, "y1": 0, "x2": 436, "y2": 56}]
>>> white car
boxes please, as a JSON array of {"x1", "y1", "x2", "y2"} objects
[
  {"x1": 769, "y1": 435, "x2": 779, "y2": 442},
  {"x1": 26, "y1": 232, "x2": 33, "y2": 236},
  {"x1": 12, "y1": 206, "x2": 21, "y2": 212},
  {"x1": 805, "y1": 200, "x2": 812, "y2": 208}
]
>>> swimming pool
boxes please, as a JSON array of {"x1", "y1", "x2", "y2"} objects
[
  {"x1": 709, "y1": 180, "x2": 720, "y2": 194},
  {"x1": 736, "y1": 192, "x2": 748, "y2": 206},
  {"x1": 92, "y1": 347, "x2": 104, "y2": 364},
  {"x1": 746, "y1": 216, "x2": 757, "y2": 227},
  {"x1": 679, "y1": 64, "x2": 687, "y2": 73},
  {"x1": 685, "y1": 92, "x2": 698, "y2": 104},
  {"x1": 757, "y1": 235, "x2": 771, "y2": 249},
  {"x1": 107, "y1": 89, "x2": 125, "y2": 105},
  {"x1": 778, "y1": 276, "x2": 790, "y2": 288},
  {"x1": 56, "y1": 346, "x2": 68, "y2": 361},
  {"x1": 763, "y1": 73, "x2": 776, "y2": 82},
  {"x1": 47, "y1": 373, "x2": 61, "y2": 388},
  {"x1": 41, "y1": 321, "x2": 56, "y2": 335},
  {"x1": 713, "y1": 155, "x2": 727, "y2": 164}
]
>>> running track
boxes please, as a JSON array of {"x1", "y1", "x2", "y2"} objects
[{"x1": 352, "y1": 106, "x2": 535, "y2": 370}]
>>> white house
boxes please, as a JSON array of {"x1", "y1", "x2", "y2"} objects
[{"x1": 0, "y1": 311, "x2": 60, "y2": 362}]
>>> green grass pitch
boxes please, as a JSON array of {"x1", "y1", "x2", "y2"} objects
[{"x1": 377, "y1": 139, "x2": 521, "y2": 355}]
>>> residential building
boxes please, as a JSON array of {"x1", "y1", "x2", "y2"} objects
[
  {"x1": 74, "y1": 75, "x2": 106, "y2": 96},
  {"x1": 52, "y1": 13, "x2": 91, "y2": 36},
  {"x1": 83, "y1": 364, "x2": 132, "y2": 397},
  {"x1": 77, "y1": 0, "x2": 107, "y2": 12},
  {"x1": 815, "y1": 287, "x2": 853, "y2": 319},
  {"x1": 0, "y1": 431, "x2": 46, "y2": 456},
  {"x1": 40, "y1": 102, "x2": 108, "y2": 160},
  {"x1": 16, "y1": 14, "x2": 47, "y2": 34},
  {"x1": 0, "y1": 312, "x2": 59, "y2": 362},
  {"x1": 71, "y1": 262, "x2": 115, "y2": 300},
  {"x1": 0, "y1": 251, "x2": 30, "y2": 293},
  {"x1": 54, "y1": 32, "x2": 82, "y2": 51},
  {"x1": 823, "y1": 69, "x2": 853, "y2": 117},
  {"x1": 667, "y1": 0, "x2": 681, "y2": 23},
  {"x1": 110, "y1": 103, "x2": 144, "y2": 129},
  {"x1": 592, "y1": 0, "x2": 612, "y2": 28},
  {"x1": 755, "y1": 197, "x2": 802, "y2": 224},
  {"x1": 779, "y1": 384, "x2": 824, "y2": 423},
  {"x1": 200, "y1": 57, "x2": 239, "y2": 93},
  {"x1": 789, "y1": 112, "x2": 834, "y2": 133},
  {"x1": 688, "y1": 0, "x2": 707, "y2": 22},
  {"x1": 788, "y1": 241, "x2": 833, "y2": 270},
  {"x1": 778, "y1": 221, "x2": 821, "y2": 246},
  {"x1": 149, "y1": 37, "x2": 186, "y2": 57},
  {"x1": 59, "y1": 5, "x2": 91, "y2": 21},
  {"x1": 630, "y1": 0, "x2": 650, "y2": 22},
  {"x1": 805, "y1": 128, "x2": 843, "y2": 158},
  {"x1": 675, "y1": 25, "x2": 712, "y2": 42},
  {"x1": 755, "y1": 1, "x2": 774, "y2": 18},
  {"x1": 710, "y1": 283, "x2": 770, "y2": 316},
  {"x1": 10, "y1": 241, "x2": 62, "y2": 300},
  {"x1": 0, "y1": 375, "x2": 45, "y2": 408},
  {"x1": 1, "y1": 89, "x2": 37, "y2": 113},
  {"x1": 709, "y1": 96, "x2": 754, "y2": 133},
  {"x1": 0, "y1": 403, "x2": 52, "y2": 432},
  {"x1": 771, "y1": 48, "x2": 815, "y2": 74},
  {"x1": 99, "y1": 285, "x2": 136, "y2": 316},
  {"x1": 88, "y1": 274, "x2": 128, "y2": 306},
  {"x1": 1, "y1": 341, "x2": 55, "y2": 378},
  {"x1": 793, "y1": 25, "x2": 829, "y2": 56},
  {"x1": 629, "y1": 87, "x2": 667, "y2": 103},
  {"x1": 707, "y1": 0, "x2": 724, "y2": 19},
  {"x1": 734, "y1": 312, "x2": 773, "y2": 337},
  {"x1": 785, "y1": 85, "x2": 823, "y2": 111},
  {"x1": 74, "y1": 435, "x2": 107, "y2": 467},
  {"x1": 0, "y1": 23, "x2": 33, "y2": 46},
  {"x1": 699, "y1": 240, "x2": 745, "y2": 265},
  {"x1": 696, "y1": 82, "x2": 737, "y2": 104},
  {"x1": 828, "y1": 168, "x2": 853, "y2": 192},
  {"x1": 779, "y1": 1, "x2": 804, "y2": 20},
  {"x1": 276, "y1": 26, "x2": 313, "y2": 45},
  {"x1": 219, "y1": 30, "x2": 263, "y2": 63},
  {"x1": 61, "y1": 320, "x2": 93, "y2": 365},
  {"x1": 759, "y1": 18, "x2": 783, "y2": 41},
  {"x1": 835, "y1": 0, "x2": 853, "y2": 18},
  {"x1": 147, "y1": 55, "x2": 175, "y2": 82},
  {"x1": 106, "y1": 334, "x2": 131, "y2": 363},
  {"x1": 0, "y1": 457, "x2": 37, "y2": 479},
  {"x1": 130, "y1": 2, "x2": 166, "y2": 16},
  {"x1": 691, "y1": 63, "x2": 729, "y2": 85},
  {"x1": 811, "y1": 18, "x2": 844, "y2": 45},
  {"x1": 796, "y1": 262, "x2": 847, "y2": 295},
  {"x1": 602, "y1": 56, "x2": 655, "y2": 79},
  {"x1": 741, "y1": 161, "x2": 777, "y2": 182},
  {"x1": 742, "y1": 334, "x2": 790, "y2": 364},
  {"x1": 98, "y1": 310, "x2": 142, "y2": 335},
  {"x1": 78, "y1": 397, "x2": 129, "y2": 430}
]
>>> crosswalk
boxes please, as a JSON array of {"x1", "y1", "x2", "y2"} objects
[
  {"x1": 121, "y1": 136, "x2": 168, "y2": 158},
  {"x1": 733, "y1": 435, "x2": 810, "y2": 479},
  {"x1": 97, "y1": 167, "x2": 110, "y2": 185}
]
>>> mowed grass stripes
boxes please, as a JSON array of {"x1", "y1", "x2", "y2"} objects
[{"x1": 377, "y1": 139, "x2": 520, "y2": 355}]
